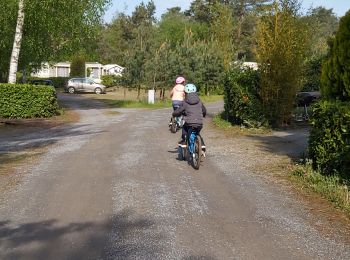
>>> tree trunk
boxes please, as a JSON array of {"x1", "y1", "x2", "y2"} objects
[
  {"x1": 8, "y1": 0, "x2": 25, "y2": 84},
  {"x1": 137, "y1": 86, "x2": 141, "y2": 100}
]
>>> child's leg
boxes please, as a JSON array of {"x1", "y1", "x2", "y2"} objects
[{"x1": 181, "y1": 123, "x2": 189, "y2": 141}]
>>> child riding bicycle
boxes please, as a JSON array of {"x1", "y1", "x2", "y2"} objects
[
  {"x1": 172, "y1": 83, "x2": 206, "y2": 151},
  {"x1": 169, "y1": 76, "x2": 186, "y2": 127}
]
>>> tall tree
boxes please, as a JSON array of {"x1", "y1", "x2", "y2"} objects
[
  {"x1": 255, "y1": 0, "x2": 310, "y2": 126},
  {"x1": 304, "y1": 7, "x2": 339, "y2": 57},
  {"x1": 8, "y1": 0, "x2": 24, "y2": 83},
  {"x1": 321, "y1": 10, "x2": 350, "y2": 101},
  {"x1": 4, "y1": 0, "x2": 111, "y2": 83},
  {"x1": 210, "y1": 3, "x2": 235, "y2": 68}
]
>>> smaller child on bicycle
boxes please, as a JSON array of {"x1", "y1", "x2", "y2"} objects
[
  {"x1": 170, "y1": 76, "x2": 186, "y2": 110},
  {"x1": 172, "y1": 83, "x2": 206, "y2": 150},
  {"x1": 169, "y1": 76, "x2": 186, "y2": 126}
]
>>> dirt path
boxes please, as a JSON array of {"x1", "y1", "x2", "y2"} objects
[{"x1": 0, "y1": 94, "x2": 350, "y2": 259}]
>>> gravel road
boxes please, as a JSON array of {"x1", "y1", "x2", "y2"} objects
[{"x1": 0, "y1": 93, "x2": 349, "y2": 260}]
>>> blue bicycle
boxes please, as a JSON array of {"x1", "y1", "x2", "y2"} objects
[{"x1": 178, "y1": 127, "x2": 204, "y2": 170}]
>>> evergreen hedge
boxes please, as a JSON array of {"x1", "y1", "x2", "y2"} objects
[
  {"x1": 309, "y1": 100, "x2": 350, "y2": 177},
  {"x1": 223, "y1": 67, "x2": 267, "y2": 127},
  {"x1": 321, "y1": 10, "x2": 350, "y2": 101},
  {"x1": 0, "y1": 84, "x2": 59, "y2": 118}
]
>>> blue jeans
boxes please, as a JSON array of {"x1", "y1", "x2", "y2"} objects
[
  {"x1": 182, "y1": 124, "x2": 205, "y2": 146},
  {"x1": 172, "y1": 101, "x2": 183, "y2": 111}
]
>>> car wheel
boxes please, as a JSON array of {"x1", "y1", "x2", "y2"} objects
[
  {"x1": 94, "y1": 87, "x2": 102, "y2": 94},
  {"x1": 68, "y1": 87, "x2": 75, "y2": 94}
]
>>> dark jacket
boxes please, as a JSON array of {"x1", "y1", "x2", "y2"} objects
[{"x1": 173, "y1": 92, "x2": 206, "y2": 126}]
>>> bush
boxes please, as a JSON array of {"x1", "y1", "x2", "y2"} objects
[
  {"x1": 101, "y1": 75, "x2": 122, "y2": 88},
  {"x1": 0, "y1": 84, "x2": 59, "y2": 118},
  {"x1": 70, "y1": 56, "x2": 85, "y2": 77},
  {"x1": 46, "y1": 77, "x2": 69, "y2": 88},
  {"x1": 302, "y1": 56, "x2": 323, "y2": 92},
  {"x1": 309, "y1": 100, "x2": 350, "y2": 177},
  {"x1": 223, "y1": 67, "x2": 267, "y2": 127},
  {"x1": 321, "y1": 11, "x2": 350, "y2": 101}
]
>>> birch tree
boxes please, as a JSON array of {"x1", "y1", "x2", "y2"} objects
[
  {"x1": 8, "y1": 0, "x2": 24, "y2": 84},
  {"x1": 4, "y1": 0, "x2": 110, "y2": 84}
]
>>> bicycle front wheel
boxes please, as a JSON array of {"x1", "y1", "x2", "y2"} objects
[{"x1": 192, "y1": 136, "x2": 201, "y2": 170}]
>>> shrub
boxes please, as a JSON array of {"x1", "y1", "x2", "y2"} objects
[
  {"x1": 101, "y1": 75, "x2": 122, "y2": 88},
  {"x1": 321, "y1": 10, "x2": 350, "y2": 101},
  {"x1": 70, "y1": 56, "x2": 85, "y2": 77},
  {"x1": 308, "y1": 100, "x2": 350, "y2": 177},
  {"x1": 302, "y1": 56, "x2": 323, "y2": 92},
  {"x1": 0, "y1": 84, "x2": 59, "y2": 118},
  {"x1": 47, "y1": 77, "x2": 69, "y2": 88},
  {"x1": 223, "y1": 67, "x2": 267, "y2": 128}
]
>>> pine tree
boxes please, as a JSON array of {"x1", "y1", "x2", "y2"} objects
[
  {"x1": 70, "y1": 56, "x2": 86, "y2": 77},
  {"x1": 321, "y1": 10, "x2": 350, "y2": 101}
]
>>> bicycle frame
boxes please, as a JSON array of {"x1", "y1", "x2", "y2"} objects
[{"x1": 188, "y1": 130, "x2": 197, "y2": 154}]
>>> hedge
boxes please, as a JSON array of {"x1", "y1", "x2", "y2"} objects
[
  {"x1": 223, "y1": 67, "x2": 267, "y2": 127},
  {"x1": 0, "y1": 84, "x2": 59, "y2": 118},
  {"x1": 309, "y1": 100, "x2": 350, "y2": 177}
]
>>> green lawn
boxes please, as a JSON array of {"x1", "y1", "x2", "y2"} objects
[{"x1": 92, "y1": 90, "x2": 223, "y2": 109}]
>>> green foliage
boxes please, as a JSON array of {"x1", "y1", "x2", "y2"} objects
[
  {"x1": 223, "y1": 67, "x2": 267, "y2": 127},
  {"x1": 302, "y1": 56, "x2": 323, "y2": 91},
  {"x1": 101, "y1": 75, "x2": 121, "y2": 87},
  {"x1": 291, "y1": 161, "x2": 350, "y2": 214},
  {"x1": 303, "y1": 7, "x2": 339, "y2": 57},
  {"x1": 0, "y1": 84, "x2": 59, "y2": 118},
  {"x1": 28, "y1": 77, "x2": 69, "y2": 88},
  {"x1": 0, "y1": 0, "x2": 110, "y2": 82},
  {"x1": 70, "y1": 56, "x2": 85, "y2": 77},
  {"x1": 308, "y1": 100, "x2": 350, "y2": 177},
  {"x1": 255, "y1": 0, "x2": 310, "y2": 127},
  {"x1": 0, "y1": 1, "x2": 17, "y2": 82},
  {"x1": 321, "y1": 10, "x2": 350, "y2": 101}
]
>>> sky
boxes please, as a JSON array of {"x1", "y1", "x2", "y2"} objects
[{"x1": 103, "y1": 0, "x2": 350, "y2": 23}]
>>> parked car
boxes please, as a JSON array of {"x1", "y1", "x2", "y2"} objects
[
  {"x1": 30, "y1": 79, "x2": 54, "y2": 86},
  {"x1": 65, "y1": 78, "x2": 106, "y2": 94},
  {"x1": 296, "y1": 91, "x2": 321, "y2": 107},
  {"x1": 30, "y1": 79, "x2": 56, "y2": 96}
]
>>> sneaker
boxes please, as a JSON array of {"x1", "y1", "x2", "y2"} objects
[{"x1": 201, "y1": 145, "x2": 206, "y2": 152}]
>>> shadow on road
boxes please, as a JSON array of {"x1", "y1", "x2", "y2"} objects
[
  {"x1": 247, "y1": 129, "x2": 309, "y2": 159},
  {"x1": 0, "y1": 209, "x2": 165, "y2": 259},
  {"x1": 0, "y1": 124, "x2": 106, "y2": 154}
]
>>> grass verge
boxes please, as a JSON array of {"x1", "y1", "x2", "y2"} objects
[
  {"x1": 93, "y1": 94, "x2": 223, "y2": 109},
  {"x1": 212, "y1": 113, "x2": 270, "y2": 135},
  {"x1": 97, "y1": 99, "x2": 172, "y2": 109},
  {"x1": 290, "y1": 162, "x2": 350, "y2": 215}
]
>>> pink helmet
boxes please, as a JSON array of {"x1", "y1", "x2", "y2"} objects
[{"x1": 175, "y1": 76, "x2": 185, "y2": 84}]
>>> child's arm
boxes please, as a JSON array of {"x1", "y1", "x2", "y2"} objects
[{"x1": 202, "y1": 103, "x2": 207, "y2": 117}]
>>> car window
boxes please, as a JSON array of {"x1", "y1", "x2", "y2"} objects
[{"x1": 73, "y1": 79, "x2": 83, "y2": 83}]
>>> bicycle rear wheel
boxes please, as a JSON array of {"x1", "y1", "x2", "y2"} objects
[{"x1": 192, "y1": 136, "x2": 201, "y2": 170}]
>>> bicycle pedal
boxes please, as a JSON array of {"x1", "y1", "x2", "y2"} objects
[{"x1": 202, "y1": 151, "x2": 206, "y2": 158}]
